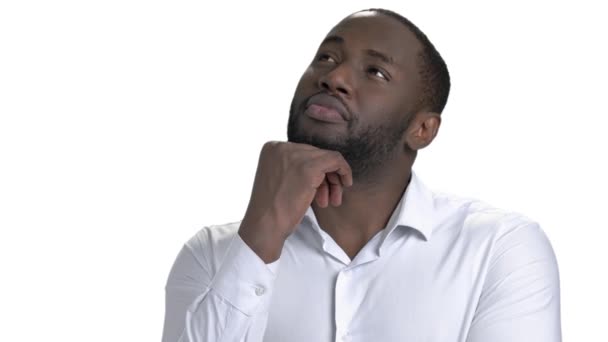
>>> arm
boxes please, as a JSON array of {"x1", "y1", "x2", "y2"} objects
[
  {"x1": 163, "y1": 141, "x2": 353, "y2": 341},
  {"x1": 162, "y1": 232, "x2": 280, "y2": 342},
  {"x1": 466, "y1": 222, "x2": 562, "y2": 342}
]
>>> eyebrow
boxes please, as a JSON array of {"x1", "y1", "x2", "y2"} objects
[
  {"x1": 364, "y1": 49, "x2": 394, "y2": 65},
  {"x1": 320, "y1": 35, "x2": 395, "y2": 65},
  {"x1": 320, "y1": 35, "x2": 344, "y2": 45}
]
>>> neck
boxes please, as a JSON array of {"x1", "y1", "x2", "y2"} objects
[{"x1": 311, "y1": 157, "x2": 413, "y2": 256}]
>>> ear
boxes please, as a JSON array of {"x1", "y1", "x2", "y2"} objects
[{"x1": 405, "y1": 111, "x2": 441, "y2": 150}]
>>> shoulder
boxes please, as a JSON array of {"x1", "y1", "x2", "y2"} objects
[
  {"x1": 433, "y1": 190, "x2": 559, "y2": 283},
  {"x1": 430, "y1": 190, "x2": 548, "y2": 247},
  {"x1": 422, "y1": 190, "x2": 561, "y2": 338}
]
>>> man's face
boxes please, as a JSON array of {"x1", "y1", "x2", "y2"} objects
[{"x1": 287, "y1": 12, "x2": 424, "y2": 181}]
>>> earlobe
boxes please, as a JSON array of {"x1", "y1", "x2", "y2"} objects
[{"x1": 405, "y1": 112, "x2": 441, "y2": 150}]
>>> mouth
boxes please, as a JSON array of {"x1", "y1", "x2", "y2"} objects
[
  {"x1": 304, "y1": 104, "x2": 346, "y2": 123},
  {"x1": 304, "y1": 93, "x2": 349, "y2": 123}
]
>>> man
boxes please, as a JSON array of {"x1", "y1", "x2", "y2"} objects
[{"x1": 162, "y1": 8, "x2": 561, "y2": 342}]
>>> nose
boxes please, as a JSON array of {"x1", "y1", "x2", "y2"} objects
[{"x1": 318, "y1": 63, "x2": 353, "y2": 97}]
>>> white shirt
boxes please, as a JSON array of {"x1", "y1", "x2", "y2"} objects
[{"x1": 162, "y1": 172, "x2": 561, "y2": 342}]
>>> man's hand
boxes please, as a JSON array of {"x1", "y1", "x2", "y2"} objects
[{"x1": 238, "y1": 141, "x2": 353, "y2": 263}]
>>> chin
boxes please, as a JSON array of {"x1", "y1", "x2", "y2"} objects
[{"x1": 290, "y1": 130, "x2": 347, "y2": 153}]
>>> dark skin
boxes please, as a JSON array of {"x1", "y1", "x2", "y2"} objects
[{"x1": 239, "y1": 12, "x2": 441, "y2": 262}]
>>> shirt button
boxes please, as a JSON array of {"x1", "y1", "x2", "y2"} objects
[{"x1": 255, "y1": 286, "x2": 265, "y2": 296}]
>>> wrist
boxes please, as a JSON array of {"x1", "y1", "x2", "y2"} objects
[{"x1": 238, "y1": 220, "x2": 285, "y2": 264}]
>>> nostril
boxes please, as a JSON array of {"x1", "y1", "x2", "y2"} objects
[{"x1": 336, "y1": 87, "x2": 348, "y2": 95}]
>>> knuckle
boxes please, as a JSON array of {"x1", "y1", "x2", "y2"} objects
[
  {"x1": 332, "y1": 150, "x2": 346, "y2": 162},
  {"x1": 261, "y1": 141, "x2": 272, "y2": 152},
  {"x1": 263, "y1": 140, "x2": 277, "y2": 149},
  {"x1": 262, "y1": 141, "x2": 283, "y2": 154}
]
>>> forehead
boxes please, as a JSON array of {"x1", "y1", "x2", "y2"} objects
[{"x1": 323, "y1": 12, "x2": 423, "y2": 70}]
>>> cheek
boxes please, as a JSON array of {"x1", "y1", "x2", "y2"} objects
[
  {"x1": 299, "y1": 66, "x2": 318, "y2": 86},
  {"x1": 293, "y1": 68, "x2": 317, "y2": 97},
  {"x1": 358, "y1": 83, "x2": 414, "y2": 117},
  {"x1": 356, "y1": 91, "x2": 395, "y2": 117},
  {"x1": 397, "y1": 83, "x2": 420, "y2": 111}
]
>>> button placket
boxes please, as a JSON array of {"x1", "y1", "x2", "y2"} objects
[{"x1": 334, "y1": 269, "x2": 352, "y2": 342}]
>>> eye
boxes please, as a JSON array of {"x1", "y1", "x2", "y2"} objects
[
  {"x1": 367, "y1": 66, "x2": 389, "y2": 81},
  {"x1": 317, "y1": 53, "x2": 337, "y2": 63}
]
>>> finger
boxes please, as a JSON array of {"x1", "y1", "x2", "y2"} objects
[
  {"x1": 316, "y1": 152, "x2": 353, "y2": 187},
  {"x1": 315, "y1": 177, "x2": 329, "y2": 208},
  {"x1": 327, "y1": 172, "x2": 343, "y2": 206},
  {"x1": 289, "y1": 141, "x2": 322, "y2": 151}
]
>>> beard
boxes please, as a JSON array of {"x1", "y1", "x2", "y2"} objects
[{"x1": 287, "y1": 99, "x2": 409, "y2": 183}]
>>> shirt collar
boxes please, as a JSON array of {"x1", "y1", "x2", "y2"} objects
[
  {"x1": 302, "y1": 171, "x2": 436, "y2": 243},
  {"x1": 383, "y1": 170, "x2": 435, "y2": 241}
]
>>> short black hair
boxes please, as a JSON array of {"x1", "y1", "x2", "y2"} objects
[{"x1": 357, "y1": 8, "x2": 451, "y2": 115}]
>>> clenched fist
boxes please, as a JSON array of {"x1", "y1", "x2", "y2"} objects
[{"x1": 238, "y1": 141, "x2": 353, "y2": 263}]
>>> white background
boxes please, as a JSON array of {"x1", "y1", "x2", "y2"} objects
[{"x1": 1, "y1": 0, "x2": 606, "y2": 341}]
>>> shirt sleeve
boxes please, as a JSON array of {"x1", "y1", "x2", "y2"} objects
[
  {"x1": 162, "y1": 231, "x2": 281, "y2": 342},
  {"x1": 466, "y1": 221, "x2": 562, "y2": 342}
]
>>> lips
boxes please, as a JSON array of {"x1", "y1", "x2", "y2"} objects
[{"x1": 304, "y1": 93, "x2": 350, "y2": 123}]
